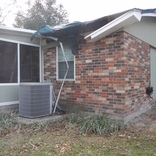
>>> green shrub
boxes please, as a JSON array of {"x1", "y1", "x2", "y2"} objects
[
  {"x1": 68, "y1": 112, "x2": 124, "y2": 134},
  {"x1": 0, "y1": 113, "x2": 19, "y2": 134},
  {"x1": 68, "y1": 112, "x2": 88, "y2": 125},
  {"x1": 0, "y1": 113, "x2": 45, "y2": 135}
]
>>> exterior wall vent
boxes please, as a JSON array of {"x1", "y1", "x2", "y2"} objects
[{"x1": 19, "y1": 83, "x2": 52, "y2": 118}]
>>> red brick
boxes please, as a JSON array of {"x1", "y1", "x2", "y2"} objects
[{"x1": 43, "y1": 31, "x2": 150, "y2": 120}]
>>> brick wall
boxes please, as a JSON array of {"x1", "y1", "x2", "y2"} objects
[
  {"x1": 44, "y1": 31, "x2": 151, "y2": 121},
  {"x1": 123, "y1": 32, "x2": 150, "y2": 118}
]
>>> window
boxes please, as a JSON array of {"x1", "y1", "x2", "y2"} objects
[
  {"x1": 0, "y1": 41, "x2": 17, "y2": 83},
  {"x1": 0, "y1": 40, "x2": 40, "y2": 83},
  {"x1": 57, "y1": 45, "x2": 75, "y2": 80},
  {"x1": 20, "y1": 45, "x2": 39, "y2": 82}
]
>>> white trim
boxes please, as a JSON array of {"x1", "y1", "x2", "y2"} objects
[
  {"x1": 0, "y1": 25, "x2": 36, "y2": 37},
  {"x1": 18, "y1": 43, "x2": 20, "y2": 83},
  {"x1": 41, "y1": 48, "x2": 44, "y2": 82},
  {"x1": 0, "y1": 39, "x2": 41, "y2": 84},
  {"x1": 142, "y1": 13, "x2": 156, "y2": 17},
  {"x1": 0, "y1": 37, "x2": 40, "y2": 47},
  {"x1": 0, "y1": 101, "x2": 19, "y2": 106},
  {"x1": 39, "y1": 37, "x2": 42, "y2": 82},
  {"x1": 85, "y1": 9, "x2": 142, "y2": 42},
  {"x1": 0, "y1": 83, "x2": 19, "y2": 86},
  {"x1": 0, "y1": 25, "x2": 35, "y2": 33}
]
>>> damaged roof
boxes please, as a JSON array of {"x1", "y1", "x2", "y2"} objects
[
  {"x1": 31, "y1": 9, "x2": 129, "y2": 41},
  {"x1": 31, "y1": 8, "x2": 156, "y2": 43}
]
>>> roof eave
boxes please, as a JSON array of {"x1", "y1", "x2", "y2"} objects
[
  {"x1": 0, "y1": 25, "x2": 37, "y2": 37},
  {"x1": 85, "y1": 9, "x2": 142, "y2": 42},
  {"x1": 142, "y1": 13, "x2": 156, "y2": 17}
]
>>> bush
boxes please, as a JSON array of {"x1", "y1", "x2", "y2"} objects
[
  {"x1": 0, "y1": 113, "x2": 19, "y2": 134},
  {"x1": 68, "y1": 112, "x2": 88, "y2": 125},
  {"x1": 0, "y1": 113, "x2": 46, "y2": 135},
  {"x1": 68, "y1": 112, "x2": 124, "y2": 134}
]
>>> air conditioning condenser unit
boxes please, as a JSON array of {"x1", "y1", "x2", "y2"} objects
[{"x1": 19, "y1": 83, "x2": 52, "y2": 118}]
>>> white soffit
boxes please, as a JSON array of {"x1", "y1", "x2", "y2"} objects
[{"x1": 85, "y1": 9, "x2": 142, "y2": 42}]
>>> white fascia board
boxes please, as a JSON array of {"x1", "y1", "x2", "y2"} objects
[
  {"x1": 142, "y1": 13, "x2": 156, "y2": 17},
  {"x1": 85, "y1": 9, "x2": 142, "y2": 42},
  {"x1": 0, "y1": 25, "x2": 36, "y2": 37},
  {"x1": 0, "y1": 25, "x2": 36, "y2": 33}
]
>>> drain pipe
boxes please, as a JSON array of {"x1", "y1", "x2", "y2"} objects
[{"x1": 53, "y1": 42, "x2": 69, "y2": 113}]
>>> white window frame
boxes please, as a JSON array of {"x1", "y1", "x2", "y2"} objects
[
  {"x1": 0, "y1": 38, "x2": 41, "y2": 85},
  {"x1": 56, "y1": 46, "x2": 76, "y2": 81}
]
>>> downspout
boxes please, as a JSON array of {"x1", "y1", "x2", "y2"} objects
[{"x1": 53, "y1": 42, "x2": 69, "y2": 113}]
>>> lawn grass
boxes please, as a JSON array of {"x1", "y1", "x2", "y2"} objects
[
  {"x1": 0, "y1": 112, "x2": 156, "y2": 156},
  {"x1": 0, "y1": 131, "x2": 156, "y2": 156},
  {"x1": 0, "y1": 125, "x2": 156, "y2": 156}
]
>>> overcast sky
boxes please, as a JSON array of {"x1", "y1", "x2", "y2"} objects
[
  {"x1": 2, "y1": 0, "x2": 156, "y2": 26},
  {"x1": 56, "y1": 0, "x2": 156, "y2": 22}
]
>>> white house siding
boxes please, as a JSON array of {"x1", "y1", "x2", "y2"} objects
[
  {"x1": 150, "y1": 48, "x2": 156, "y2": 100},
  {"x1": 0, "y1": 85, "x2": 19, "y2": 106}
]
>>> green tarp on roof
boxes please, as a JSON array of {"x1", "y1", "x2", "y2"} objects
[{"x1": 31, "y1": 22, "x2": 83, "y2": 41}]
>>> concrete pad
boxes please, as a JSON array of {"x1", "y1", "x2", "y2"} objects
[{"x1": 18, "y1": 114, "x2": 66, "y2": 125}]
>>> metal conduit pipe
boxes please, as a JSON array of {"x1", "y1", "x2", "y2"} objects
[{"x1": 53, "y1": 42, "x2": 69, "y2": 113}]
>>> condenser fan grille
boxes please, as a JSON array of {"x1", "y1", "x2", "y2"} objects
[{"x1": 19, "y1": 83, "x2": 52, "y2": 118}]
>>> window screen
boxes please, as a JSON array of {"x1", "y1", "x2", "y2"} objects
[
  {"x1": 0, "y1": 41, "x2": 17, "y2": 83},
  {"x1": 57, "y1": 46, "x2": 75, "y2": 80},
  {"x1": 20, "y1": 45, "x2": 39, "y2": 82}
]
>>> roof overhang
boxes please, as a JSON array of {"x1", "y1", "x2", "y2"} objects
[
  {"x1": 0, "y1": 25, "x2": 36, "y2": 37},
  {"x1": 85, "y1": 9, "x2": 142, "y2": 42},
  {"x1": 142, "y1": 13, "x2": 156, "y2": 17},
  {"x1": 141, "y1": 9, "x2": 156, "y2": 17}
]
